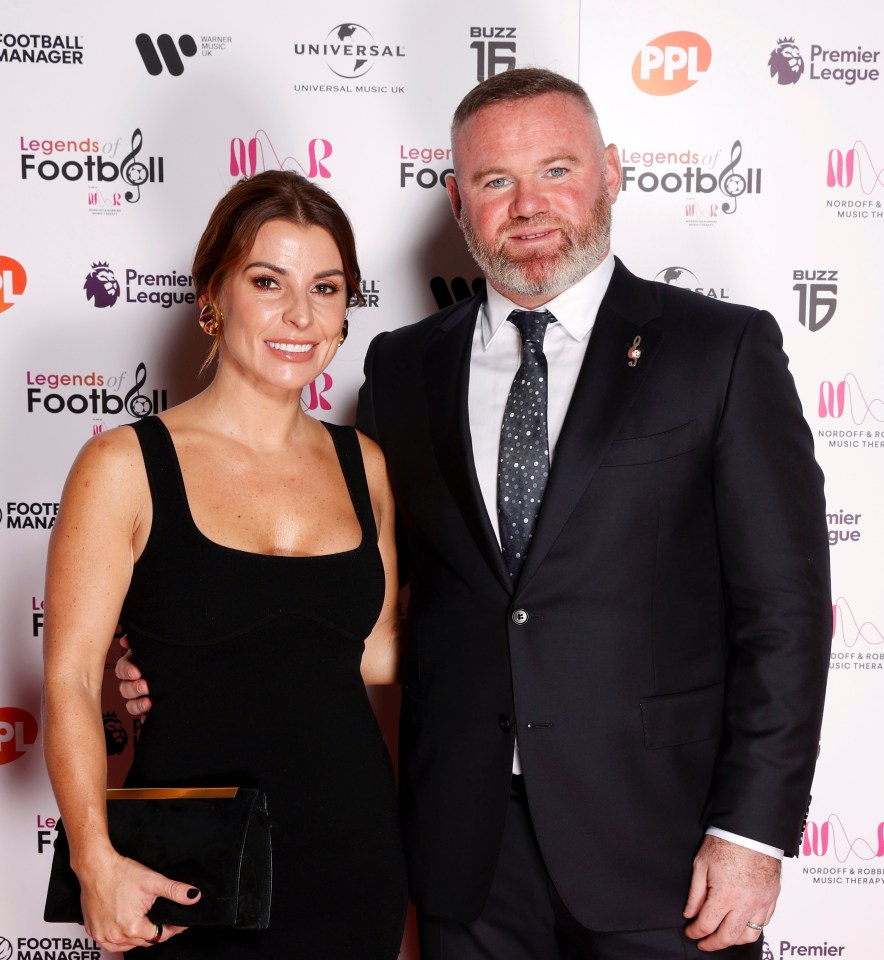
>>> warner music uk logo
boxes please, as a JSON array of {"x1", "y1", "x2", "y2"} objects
[
  {"x1": 767, "y1": 36, "x2": 881, "y2": 86},
  {"x1": 135, "y1": 33, "x2": 197, "y2": 76},
  {"x1": 793, "y1": 269, "x2": 838, "y2": 332},
  {"x1": 83, "y1": 262, "x2": 120, "y2": 308},
  {"x1": 633, "y1": 32, "x2": 711, "y2": 95},
  {"x1": 20, "y1": 128, "x2": 165, "y2": 206},
  {"x1": 0, "y1": 256, "x2": 27, "y2": 313},
  {"x1": 229, "y1": 130, "x2": 332, "y2": 179},
  {"x1": 429, "y1": 276, "x2": 486, "y2": 310},
  {"x1": 0, "y1": 707, "x2": 38, "y2": 765}
]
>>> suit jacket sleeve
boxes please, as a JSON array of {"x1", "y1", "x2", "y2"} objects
[{"x1": 704, "y1": 309, "x2": 831, "y2": 855}]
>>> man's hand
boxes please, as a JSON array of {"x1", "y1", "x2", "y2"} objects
[
  {"x1": 114, "y1": 633, "x2": 152, "y2": 717},
  {"x1": 683, "y1": 835, "x2": 780, "y2": 951}
]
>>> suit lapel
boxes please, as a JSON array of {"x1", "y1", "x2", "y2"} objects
[
  {"x1": 423, "y1": 296, "x2": 513, "y2": 593},
  {"x1": 517, "y1": 260, "x2": 663, "y2": 587}
]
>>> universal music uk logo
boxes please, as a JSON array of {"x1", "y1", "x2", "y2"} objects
[
  {"x1": 83, "y1": 262, "x2": 120, "y2": 308},
  {"x1": 135, "y1": 33, "x2": 197, "y2": 76},
  {"x1": 293, "y1": 23, "x2": 405, "y2": 93}
]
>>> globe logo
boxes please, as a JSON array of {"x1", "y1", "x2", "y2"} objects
[
  {"x1": 655, "y1": 266, "x2": 700, "y2": 290},
  {"x1": 0, "y1": 936, "x2": 13, "y2": 960},
  {"x1": 326, "y1": 23, "x2": 375, "y2": 78}
]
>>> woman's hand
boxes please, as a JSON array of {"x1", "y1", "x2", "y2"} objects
[{"x1": 78, "y1": 850, "x2": 200, "y2": 951}]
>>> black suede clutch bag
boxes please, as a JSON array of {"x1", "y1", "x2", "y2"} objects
[{"x1": 44, "y1": 787, "x2": 271, "y2": 929}]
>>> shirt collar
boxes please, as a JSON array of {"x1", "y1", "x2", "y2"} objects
[{"x1": 481, "y1": 251, "x2": 615, "y2": 348}]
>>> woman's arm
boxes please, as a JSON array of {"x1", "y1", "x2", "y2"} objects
[
  {"x1": 43, "y1": 427, "x2": 199, "y2": 951},
  {"x1": 356, "y1": 433, "x2": 402, "y2": 686}
]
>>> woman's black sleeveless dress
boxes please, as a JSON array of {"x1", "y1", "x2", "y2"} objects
[{"x1": 121, "y1": 416, "x2": 407, "y2": 959}]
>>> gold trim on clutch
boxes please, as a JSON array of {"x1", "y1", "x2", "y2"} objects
[{"x1": 106, "y1": 787, "x2": 239, "y2": 800}]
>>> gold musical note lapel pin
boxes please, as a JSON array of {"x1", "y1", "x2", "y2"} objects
[{"x1": 627, "y1": 335, "x2": 642, "y2": 367}]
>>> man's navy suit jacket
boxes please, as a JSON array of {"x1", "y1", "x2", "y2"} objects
[{"x1": 356, "y1": 258, "x2": 831, "y2": 930}]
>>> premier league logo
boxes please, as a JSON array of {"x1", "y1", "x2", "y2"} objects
[{"x1": 84, "y1": 261, "x2": 121, "y2": 308}]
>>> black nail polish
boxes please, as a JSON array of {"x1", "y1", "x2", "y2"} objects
[{"x1": 187, "y1": 888, "x2": 199, "y2": 899}]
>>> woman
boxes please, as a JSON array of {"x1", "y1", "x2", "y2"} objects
[{"x1": 42, "y1": 171, "x2": 408, "y2": 957}]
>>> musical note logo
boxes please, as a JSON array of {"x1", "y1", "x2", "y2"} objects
[
  {"x1": 719, "y1": 140, "x2": 748, "y2": 214},
  {"x1": 124, "y1": 363, "x2": 153, "y2": 417},
  {"x1": 121, "y1": 129, "x2": 150, "y2": 203}
]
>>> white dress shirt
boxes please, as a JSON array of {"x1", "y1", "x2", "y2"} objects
[{"x1": 465, "y1": 252, "x2": 782, "y2": 860}]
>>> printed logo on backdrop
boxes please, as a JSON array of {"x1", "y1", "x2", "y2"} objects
[
  {"x1": 766, "y1": 941, "x2": 846, "y2": 959},
  {"x1": 430, "y1": 276, "x2": 486, "y2": 310},
  {"x1": 293, "y1": 23, "x2": 404, "y2": 94},
  {"x1": 0, "y1": 33, "x2": 83, "y2": 65},
  {"x1": 104, "y1": 712, "x2": 128, "y2": 755},
  {"x1": 469, "y1": 25, "x2": 517, "y2": 83},
  {"x1": 20, "y1": 129, "x2": 166, "y2": 213},
  {"x1": 229, "y1": 129, "x2": 332, "y2": 179},
  {"x1": 135, "y1": 33, "x2": 233, "y2": 75},
  {"x1": 0, "y1": 936, "x2": 11, "y2": 959},
  {"x1": 793, "y1": 269, "x2": 837, "y2": 332},
  {"x1": 135, "y1": 33, "x2": 197, "y2": 76},
  {"x1": 400, "y1": 141, "x2": 453, "y2": 191},
  {"x1": 800, "y1": 815, "x2": 884, "y2": 891},
  {"x1": 26, "y1": 362, "x2": 168, "y2": 419},
  {"x1": 31, "y1": 596, "x2": 43, "y2": 637},
  {"x1": 654, "y1": 267, "x2": 730, "y2": 300},
  {"x1": 767, "y1": 36, "x2": 881, "y2": 86},
  {"x1": 0, "y1": 256, "x2": 27, "y2": 313},
  {"x1": 816, "y1": 374, "x2": 884, "y2": 451},
  {"x1": 1, "y1": 503, "x2": 59, "y2": 531},
  {"x1": 830, "y1": 596, "x2": 882, "y2": 673},
  {"x1": 825, "y1": 141, "x2": 884, "y2": 221},
  {"x1": 633, "y1": 32, "x2": 711, "y2": 95},
  {"x1": 83, "y1": 262, "x2": 120, "y2": 308},
  {"x1": 83, "y1": 261, "x2": 195, "y2": 309},
  {"x1": 768, "y1": 39, "x2": 804, "y2": 85},
  {"x1": 3, "y1": 938, "x2": 100, "y2": 959},
  {"x1": 620, "y1": 141, "x2": 760, "y2": 225},
  {"x1": 0, "y1": 707, "x2": 38, "y2": 764}
]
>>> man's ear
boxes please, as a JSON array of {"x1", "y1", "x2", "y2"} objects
[{"x1": 446, "y1": 173, "x2": 463, "y2": 222}]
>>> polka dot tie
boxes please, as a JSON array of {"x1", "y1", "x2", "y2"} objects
[{"x1": 497, "y1": 310, "x2": 556, "y2": 580}]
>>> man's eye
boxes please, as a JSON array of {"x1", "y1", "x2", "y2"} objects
[
  {"x1": 487, "y1": 177, "x2": 508, "y2": 188},
  {"x1": 548, "y1": 167, "x2": 566, "y2": 178}
]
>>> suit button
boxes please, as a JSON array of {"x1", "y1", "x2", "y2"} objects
[
  {"x1": 512, "y1": 609, "x2": 528, "y2": 625},
  {"x1": 498, "y1": 715, "x2": 512, "y2": 732}
]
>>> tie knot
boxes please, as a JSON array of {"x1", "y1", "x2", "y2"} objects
[{"x1": 508, "y1": 310, "x2": 555, "y2": 346}]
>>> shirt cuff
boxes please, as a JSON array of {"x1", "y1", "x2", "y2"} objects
[{"x1": 705, "y1": 827, "x2": 784, "y2": 860}]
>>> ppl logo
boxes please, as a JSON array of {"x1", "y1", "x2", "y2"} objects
[
  {"x1": 633, "y1": 32, "x2": 711, "y2": 95},
  {"x1": 0, "y1": 255, "x2": 27, "y2": 313},
  {"x1": 135, "y1": 33, "x2": 197, "y2": 76},
  {"x1": 84, "y1": 261, "x2": 121, "y2": 308},
  {"x1": 768, "y1": 38, "x2": 805, "y2": 85},
  {"x1": 229, "y1": 130, "x2": 332, "y2": 179},
  {"x1": 0, "y1": 707, "x2": 38, "y2": 764}
]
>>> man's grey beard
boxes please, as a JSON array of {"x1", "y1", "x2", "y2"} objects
[{"x1": 460, "y1": 192, "x2": 612, "y2": 301}]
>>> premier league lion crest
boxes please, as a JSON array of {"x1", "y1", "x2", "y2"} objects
[
  {"x1": 84, "y1": 261, "x2": 121, "y2": 308},
  {"x1": 768, "y1": 37, "x2": 805, "y2": 85}
]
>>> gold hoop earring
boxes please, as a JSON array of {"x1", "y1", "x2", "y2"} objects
[
  {"x1": 199, "y1": 303, "x2": 221, "y2": 337},
  {"x1": 338, "y1": 316, "x2": 349, "y2": 346}
]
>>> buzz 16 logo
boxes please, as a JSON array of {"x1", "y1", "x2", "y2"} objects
[{"x1": 469, "y1": 26, "x2": 516, "y2": 83}]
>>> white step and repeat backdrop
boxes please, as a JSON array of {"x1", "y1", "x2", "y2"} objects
[{"x1": 1, "y1": 1, "x2": 881, "y2": 957}]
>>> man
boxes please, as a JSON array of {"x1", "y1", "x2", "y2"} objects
[{"x1": 120, "y1": 69, "x2": 831, "y2": 958}]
